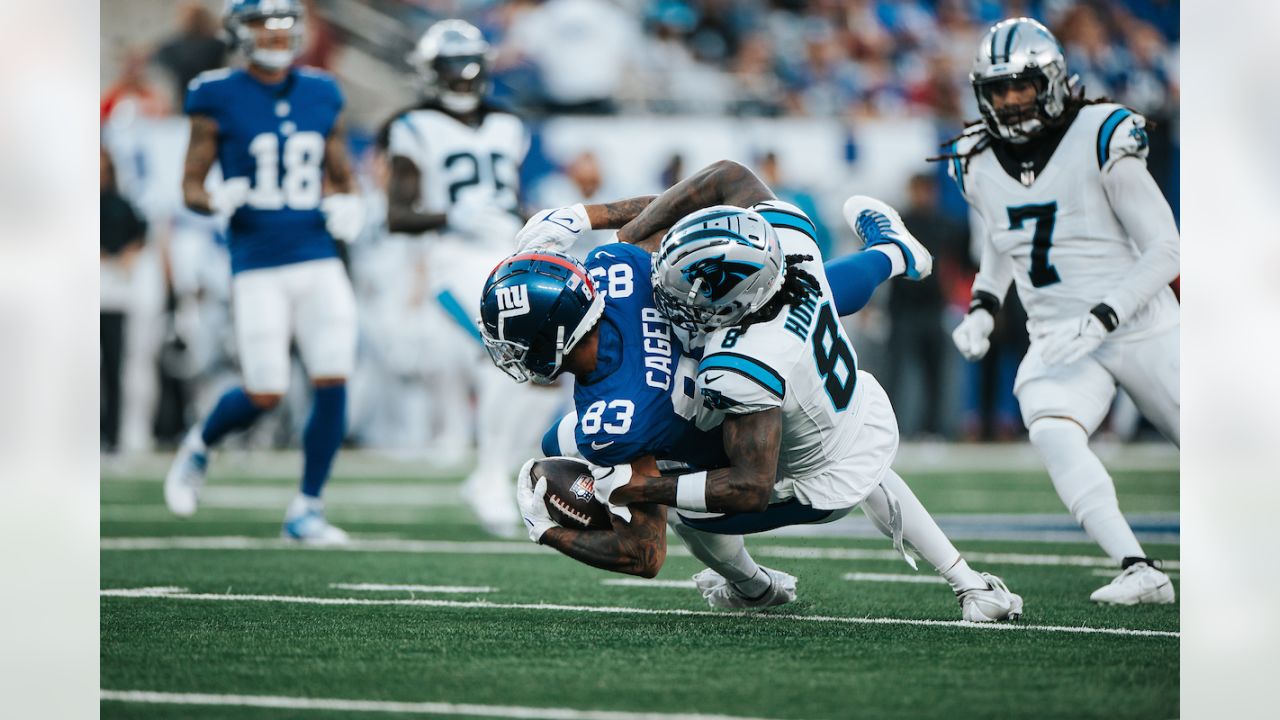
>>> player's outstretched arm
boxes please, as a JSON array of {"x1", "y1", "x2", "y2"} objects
[
  {"x1": 613, "y1": 160, "x2": 777, "y2": 251},
  {"x1": 611, "y1": 408, "x2": 781, "y2": 515},
  {"x1": 182, "y1": 115, "x2": 220, "y2": 214},
  {"x1": 540, "y1": 503, "x2": 669, "y2": 578}
]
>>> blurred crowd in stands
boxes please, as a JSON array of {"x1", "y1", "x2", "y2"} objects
[{"x1": 101, "y1": 0, "x2": 1179, "y2": 453}]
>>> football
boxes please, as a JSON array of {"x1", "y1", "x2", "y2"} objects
[{"x1": 531, "y1": 457, "x2": 614, "y2": 530}]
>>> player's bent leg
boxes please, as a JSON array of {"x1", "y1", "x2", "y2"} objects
[
  {"x1": 279, "y1": 377, "x2": 350, "y2": 544},
  {"x1": 1028, "y1": 416, "x2": 1144, "y2": 562},
  {"x1": 1103, "y1": 325, "x2": 1180, "y2": 446},
  {"x1": 861, "y1": 470, "x2": 1022, "y2": 621},
  {"x1": 669, "y1": 514, "x2": 796, "y2": 611}
]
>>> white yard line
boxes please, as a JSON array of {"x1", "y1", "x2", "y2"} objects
[
  {"x1": 842, "y1": 572, "x2": 948, "y2": 584},
  {"x1": 99, "y1": 689, "x2": 778, "y2": 720},
  {"x1": 99, "y1": 536, "x2": 1180, "y2": 570},
  {"x1": 1090, "y1": 569, "x2": 1179, "y2": 579},
  {"x1": 99, "y1": 587, "x2": 1178, "y2": 639},
  {"x1": 602, "y1": 579, "x2": 699, "y2": 589},
  {"x1": 330, "y1": 583, "x2": 495, "y2": 593}
]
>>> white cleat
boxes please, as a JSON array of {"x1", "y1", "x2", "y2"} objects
[
  {"x1": 164, "y1": 427, "x2": 208, "y2": 518},
  {"x1": 462, "y1": 473, "x2": 521, "y2": 539},
  {"x1": 694, "y1": 567, "x2": 798, "y2": 611},
  {"x1": 281, "y1": 495, "x2": 350, "y2": 545},
  {"x1": 957, "y1": 572, "x2": 1023, "y2": 622},
  {"x1": 842, "y1": 195, "x2": 933, "y2": 281},
  {"x1": 1090, "y1": 560, "x2": 1175, "y2": 605}
]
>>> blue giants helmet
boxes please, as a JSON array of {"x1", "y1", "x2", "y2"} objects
[
  {"x1": 651, "y1": 205, "x2": 785, "y2": 334},
  {"x1": 224, "y1": 0, "x2": 306, "y2": 71},
  {"x1": 480, "y1": 251, "x2": 605, "y2": 384}
]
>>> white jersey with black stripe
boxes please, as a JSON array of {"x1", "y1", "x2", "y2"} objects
[
  {"x1": 692, "y1": 200, "x2": 868, "y2": 503},
  {"x1": 385, "y1": 107, "x2": 527, "y2": 238},
  {"x1": 948, "y1": 103, "x2": 1178, "y2": 337}
]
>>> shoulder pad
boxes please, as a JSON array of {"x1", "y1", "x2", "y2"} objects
[
  {"x1": 697, "y1": 352, "x2": 785, "y2": 413},
  {"x1": 586, "y1": 242, "x2": 648, "y2": 268},
  {"x1": 1096, "y1": 106, "x2": 1149, "y2": 170},
  {"x1": 752, "y1": 200, "x2": 818, "y2": 241},
  {"x1": 944, "y1": 128, "x2": 986, "y2": 197},
  {"x1": 186, "y1": 68, "x2": 233, "y2": 92}
]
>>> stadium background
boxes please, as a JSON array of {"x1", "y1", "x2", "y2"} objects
[{"x1": 99, "y1": 0, "x2": 1179, "y2": 457}]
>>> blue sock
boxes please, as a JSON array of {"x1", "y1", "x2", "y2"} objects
[
  {"x1": 301, "y1": 384, "x2": 347, "y2": 498},
  {"x1": 201, "y1": 387, "x2": 265, "y2": 447},
  {"x1": 823, "y1": 251, "x2": 893, "y2": 316}
]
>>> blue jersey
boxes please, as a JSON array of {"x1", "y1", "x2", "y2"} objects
[
  {"x1": 185, "y1": 67, "x2": 343, "y2": 274},
  {"x1": 574, "y1": 244, "x2": 728, "y2": 471}
]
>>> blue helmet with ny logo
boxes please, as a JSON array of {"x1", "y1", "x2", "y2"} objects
[
  {"x1": 651, "y1": 205, "x2": 785, "y2": 335},
  {"x1": 224, "y1": 0, "x2": 306, "y2": 72},
  {"x1": 480, "y1": 251, "x2": 605, "y2": 384}
]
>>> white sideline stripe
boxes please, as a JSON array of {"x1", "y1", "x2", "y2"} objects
[
  {"x1": 99, "y1": 587, "x2": 1178, "y2": 638},
  {"x1": 843, "y1": 572, "x2": 947, "y2": 585},
  {"x1": 99, "y1": 689, "x2": 777, "y2": 720},
  {"x1": 331, "y1": 583, "x2": 495, "y2": 593},
  {"x1": 602, "y1": 579, "x2": 698, "y2": 589},
  {"x1": 99, "y1": 536, "x2": 1180, "y2": 570}
]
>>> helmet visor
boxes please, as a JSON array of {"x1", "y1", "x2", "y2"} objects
[{"x1": 976, "y1": 73, "x2": 1046, "y2": 129}]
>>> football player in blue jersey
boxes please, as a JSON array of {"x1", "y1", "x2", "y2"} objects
[
  {"x1": 164, "y1": 0, "x2": 365, "y2": 544},
  {"x1": 483, "y1": 161, "x2": 1022, "y2": 621}
]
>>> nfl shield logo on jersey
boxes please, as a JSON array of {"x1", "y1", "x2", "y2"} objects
[{"x1": 569, "y1": 473, "x2": 595, "y2": 502}]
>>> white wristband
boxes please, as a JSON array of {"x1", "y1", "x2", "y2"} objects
[
  {"x1": 675, "y1": 471, "x2": 708, "y2": 512},
  {"x1": 571, "y1": 203, "x2": 592, "y2": 231}
]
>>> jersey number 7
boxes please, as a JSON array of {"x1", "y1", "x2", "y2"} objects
[{"x1": 1007, "y1": 202, "x2": 1061, "y2": 288}]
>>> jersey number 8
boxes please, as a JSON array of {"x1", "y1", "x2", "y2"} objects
[{"x1": 246, "y1": 131, "x2": 325, "y2": 211}]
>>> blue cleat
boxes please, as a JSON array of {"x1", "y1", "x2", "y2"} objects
[{"x1": 842, "y1": 195, "x2": 934, "y2": 281}]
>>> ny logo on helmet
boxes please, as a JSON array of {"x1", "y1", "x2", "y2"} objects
[
  {"x1": 496, "y1": 285, "x2": 529, "y2": 313},
  {"x1": 681, "y1": 254, "x2": 763, "y2": 301}
]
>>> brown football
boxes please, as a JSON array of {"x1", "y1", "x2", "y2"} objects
[{"x1": 532, "y1": 457, "x2": 613, "y2": 530}]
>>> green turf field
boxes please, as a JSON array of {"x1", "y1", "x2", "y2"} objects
[{"x1": 101, "y1": 449, "x2": 1178, "y2": 720}]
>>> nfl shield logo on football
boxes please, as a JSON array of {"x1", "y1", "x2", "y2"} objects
[{"x1": 570, "y1": 474, "x2": 595, "y2": 502}]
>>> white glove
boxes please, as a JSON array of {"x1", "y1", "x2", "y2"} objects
[
  {"x1": 208, "y1": 177, "x2": 250, "y2": 218},
  {"x1": 1037, "y1": 313, "x2": 1108, "y2": 366},
  {"x1": 322, "y1": 193, "x2": 365, "y2": 243},
  {"x1": 513, "y1": 204, "x2": 590, "y2": 253},
  {"x1": 515, "y1": 458, "x2": 558, "y2": 544},
  {"x1": 590, "y1": 463, "x2": 633, "y2": 506},
  {"x1": 952, "y1": 308, "x2": 995, "y2": 361},
  {"x1": 445, "y1": 201, "x2": 501, "y2": 239}
]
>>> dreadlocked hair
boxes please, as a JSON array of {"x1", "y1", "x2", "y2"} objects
[
  {"x1": 927, "y1": 87, "x2": 1123, "y2": 172},
  {"x1": 742, "y1": 254, "x2": 821, "y2": 328}
]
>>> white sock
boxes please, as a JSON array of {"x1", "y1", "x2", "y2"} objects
[
  {"x1": 862, "y1": 469, "x2": 986, "y2": 591},
  {"x1": 869, "y1": 245, "x2": 906, "y2": 276},
  {"x1": 1028, "y1": 417, "x2": 1144, "y2": 563},
  {"x1": 670, "y1": 519, "x2": 769, "y2": 595}
]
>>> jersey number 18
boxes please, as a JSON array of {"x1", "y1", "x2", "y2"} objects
[{"x1": 246, "y1": 131, "x2": 325, "y2": 211}]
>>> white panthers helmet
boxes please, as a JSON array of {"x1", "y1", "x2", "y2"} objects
[
  {"x1": 970, "y1": 17, "x2": 1074, "y2": 143},
  {"x1": 651, "y1": 205, "x2": 785, "y2": 335},
  {"x1": 409, "y1": 19, "x2": 491, "y2": 114}
]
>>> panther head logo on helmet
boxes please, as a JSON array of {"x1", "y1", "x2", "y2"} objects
[{"x1": 680, "y1": 255, "x2": 765, "y2": 302}]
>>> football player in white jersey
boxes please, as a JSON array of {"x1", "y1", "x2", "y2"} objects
[
  {"x1": 939, "y1": 18, "x2": 1179, "y2": 605},
  {"x1": 379, "y1": 20, "x2": 563, "y2": 536},
  {"x1": 506, "y1": 160, "x2": 1022, "y2": 621}
]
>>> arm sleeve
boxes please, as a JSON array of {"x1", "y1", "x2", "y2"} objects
[
  {"x1": 1099, "y1": 155, "x2": 1180, "y2": 323},
  {"x1": 697, "y1": 353, "x2": 785, "y2": 415},
  {"x1": 969, "y1": 213, "x2": 1014, "y2": 303},
  {"x1": 824, "y1": 250, "x2": 893, "y2": 316},
  {"x1": 541, "y1": 412, "x2": 580, "y2": 459}
]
